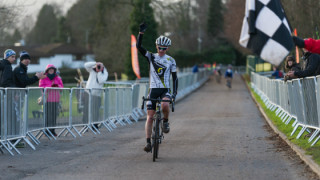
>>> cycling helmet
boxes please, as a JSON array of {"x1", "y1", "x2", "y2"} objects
[{"x1": 155, "y1": 36, "x2": 171, "y2": 46}]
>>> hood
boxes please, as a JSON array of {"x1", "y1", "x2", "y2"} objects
[{"x1": 45, "y1": 64, "x2": 57, "y2": 73}]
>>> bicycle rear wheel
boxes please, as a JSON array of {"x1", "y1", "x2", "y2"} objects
[{"x1": 153, "y1": 117, "x2": 159, "y2": 162}]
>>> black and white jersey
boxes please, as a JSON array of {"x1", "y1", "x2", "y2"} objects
[
  {"x1": 143, "y1": 51, "x2": 176, "y2": 88},
  {"x1": 136, "y1": 33, "x2": 178, "y2": 93}
]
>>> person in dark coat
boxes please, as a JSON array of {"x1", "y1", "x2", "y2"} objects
[
  {"x1": 287, "y1": 49, "x2": 320, "y2": 78},
  {"x1": 0, "y1": 49, "x2": 16, "y2": 87},
  {"x1": 13, "y1": 51, "x2": 44, "y2": 88},
  {"x1": 0, "y1": 49, "x2": 16, "y2": 138},
  {"x1": 284, "y1": 55, "x2": 301, "y2": 81}
]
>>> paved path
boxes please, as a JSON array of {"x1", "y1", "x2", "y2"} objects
[{"x1": 0, "y1": 75, "x2": 317, "y2": 180}]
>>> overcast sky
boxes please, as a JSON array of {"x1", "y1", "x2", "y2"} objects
[{"x1": 3, "y1": 0, "x2": 78, "y2": 30}]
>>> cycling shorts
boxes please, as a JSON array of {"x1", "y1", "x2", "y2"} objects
[{"x1": 147, "y1": 88, "x2": 171, "y2": 110}]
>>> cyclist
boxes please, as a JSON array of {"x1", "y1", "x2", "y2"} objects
[
  {"x1": 225, "y1": 64, "x2": 233, "y2": 88},
  {"x1": 215, "y1": 64, "x2": 222, "y2": 83},
  {"x1": 137, "y1": 22, "x2": 178, "y2": 152}
]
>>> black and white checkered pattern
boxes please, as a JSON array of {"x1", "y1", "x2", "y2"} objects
[{"x1": 239, "y1": 0, "x2": 294, "y2": 66}]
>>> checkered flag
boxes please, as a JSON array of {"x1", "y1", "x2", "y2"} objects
[{"x1": 239, "y1": 0, "x2": 294, "y2": 66}]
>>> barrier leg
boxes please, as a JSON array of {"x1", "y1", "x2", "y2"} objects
[
  {"x1": 81, "y1": 125, "x2": 97, "y2": 135},
  {"x1": 27, "y1": 132, "x2": 40, "y2": 145},
  {"x1": 311, "y1": 134, "x2": 320, "y2": 146},
  {"x1": 114, "y1": 118, "x2": 125, "y2": 126},
  {"x1": 296, "y1": 126, "x2": 307, "y2": 139},
  {"x1": 285, "y1": 117, "x2": 293, "y2": 125},
  {"x1": 124, "y1": 116, "x2": 133, "y2": 125},
  {"x1": 45, "y1": 128, "x2": 56, "y2": 140},
  {"x1": 58, "y1": 128, "x2": 67, "y2": 137},
  {"x1": 282, "y1": 114, "x2": 288, "y2": 122},
  {"x1": 71, "y1": 126, "x2": 82, "y2": 137},
  {"x1": 292, "y1": 120, "x2": 298, "y2": 127},
  {"x1": 0, "y1": 141, "x2": 14, "y2": 156},
  {"x1": 102, "y1": 121, "x2": 113, "y2": 132},
  {"x1": 278, "y1": 111, "x2": 284, "y2": 117},
  {"x1": 132, "y1": 112, "x2": 139, "y2": 122},
  {"x1": 308, "y1": 129, "x2": 320, "y2": 143},
  {"x1": 91, "y1": 124, "x2": 101, "y2": 134},
  {"x1": 8, "y1": 140, "x2": 21, "y2": 155},
  {"x1": 108, "y1": 119, "x2": 117, "y2": 128},
  {"x1": 291, "y1": 123, "x2": 300, "y2": 136},
  {"x1": 23, "y1": 137, "x2": 36, "y2": 150}
]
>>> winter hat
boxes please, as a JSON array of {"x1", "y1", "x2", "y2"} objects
[
  {"x1": 4, "y1": 49, "x2": 16, "y2": 59},
  {"x1": 45, "y1": 64, "x2": 57, "y2": 73},
  {"x1": 19, "y1": 51, "x2": 31, "y2": 61},
  {"x1": 292, "y1": 36, "x2": 305, "y2": 48}
]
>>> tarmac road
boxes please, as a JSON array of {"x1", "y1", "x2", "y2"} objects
[{"x1": 0, "y1": 75, "x2": 318, "y2": 180}]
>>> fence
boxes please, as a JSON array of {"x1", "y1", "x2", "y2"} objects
[
  {"x1": 0, "y1": 68, "x2": 211, "y2": 155},
  {"x1": 251, "y1": 72, "x2": 320, "y2": 146}
]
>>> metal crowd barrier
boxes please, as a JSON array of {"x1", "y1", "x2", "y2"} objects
[
  {"x1": 251, "y1": 72, "x2": 320, "y2": 146},
  {"x1": 0, "y1": 69, "x2": 210, "y2": 156}
]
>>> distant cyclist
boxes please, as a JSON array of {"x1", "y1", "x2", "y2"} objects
[
  {"x1": 225, "y1": 64, "x2": 233, "y2": 88},
  {"x1": 215, "y1": 64, "x2": 222, "y2": 83},
  {"x1": 137, "y1": 22, "x2": 178, "y2": 152}
]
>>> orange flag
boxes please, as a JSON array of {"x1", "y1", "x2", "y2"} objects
[
  {"x1": 131, "y1": 35, "x2": 141, "y2": 79},
  {"x1": 294, "y1": 28, "x2": 300, "y2": 63}
]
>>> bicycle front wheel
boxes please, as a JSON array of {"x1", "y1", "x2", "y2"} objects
[{"x1": 153, "y1": 117, "x2": 160, "y2": 162}]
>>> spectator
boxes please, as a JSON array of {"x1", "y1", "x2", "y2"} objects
[
  {"x1": 284, "y1": 56, "x2": 301, "y2": 81},
  {"x1": 13, "y1": 51, "x2": 45, "y2": 146},
  {"x1": 192, "y1": 64, "x2": 199, "y2": 73},
  {"x1": 13, "y1": 51, "x2": 44, "y2": 88},
  {"x1": 287, "y1": 49, "x2": 320, "y2": 78},
  {"x1": 12, "y1": 51, "x2": 45, "y2": 147},
  {"x1": 83, "y1": 61, "x2": 108, "y2": 130},
  {"x1": 271, "y1": 66, "x2": 284, "y2": 79},
  {"x1": 0, "y1": 49, "x2": 16, "y2": 142},
  {"x1": 0, "y1": 49, "x2": 16, "y2": 87},
  {"x1": 39, "y1": 64, "x2": 64, "y2": 136}
]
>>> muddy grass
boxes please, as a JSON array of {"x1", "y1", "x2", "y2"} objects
[
  {"x1": 262, "y1": 123, "x2": 319, "y2": 179},
  {"x1": 245, "y1": 77, "x2": 320, "y2": 179}
]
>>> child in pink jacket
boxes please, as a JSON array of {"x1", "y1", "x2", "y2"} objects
[{"x1": 39, "y1": 64, "x2": 63, "y2": 136}]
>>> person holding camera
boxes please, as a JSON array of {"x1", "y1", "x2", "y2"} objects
[{"x1": 83, "y1": 61, "x2": 108, "y2": 130}]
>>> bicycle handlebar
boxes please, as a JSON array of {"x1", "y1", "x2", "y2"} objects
[{"x1": 141, "y1": 96, "x2": 175, "y2": 112}]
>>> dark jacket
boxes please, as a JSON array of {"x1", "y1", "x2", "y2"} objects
[
  {"x1": 13, "y1": 63, "x2": 38, "y2": 88},
  {"x1": 287, "y1": 63, "x2": 301, "y2": 72},
  {"x1": 0, "y1": 59, "x2": 14, "y2": 87},
  {"x1": 294, "y1": 52, "x2": 320, "y2": 78},
  {"x1": 284, "y1": 64, "x2": 301, "y2": 81}
]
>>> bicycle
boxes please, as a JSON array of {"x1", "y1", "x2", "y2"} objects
[
  {"x1": 226, "y1": 78, "x2": 232, "y2": 89},
  {"x1": 215, "y1": 70, "x2": 222, "y2": 84},
  {"x1": 141, "y1": 96, "x2": 174, "y2": 162}
]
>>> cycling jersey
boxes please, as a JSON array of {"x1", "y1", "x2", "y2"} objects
[
  {"x1": 137, "y1": 34, "x2": 178, "y2": 91},
  {"x1": 144, "y1": 52, "x2": 176, "y2": 88},
  {"x1": 225, "y1": 69, "x2": 233, "y2": 78}
]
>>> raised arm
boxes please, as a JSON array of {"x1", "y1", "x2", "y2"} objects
[
  {"x1": 137, "y1": 33, "x2": 147, "y2": 56},
  {"x1": 136, "y1": 22, "x2": 148, "y2": 56},
  {"x1": 84, "y1": 62, "x2": 96, "y2": 72}
]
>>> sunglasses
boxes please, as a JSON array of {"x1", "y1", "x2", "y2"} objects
[{"x1": 158, "y1": 46, "x2": 168, "y2": 51}]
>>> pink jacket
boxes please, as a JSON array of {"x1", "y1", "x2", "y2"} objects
[{"x1": 39, "y1": 64, "x2": 64, "y2": 102}]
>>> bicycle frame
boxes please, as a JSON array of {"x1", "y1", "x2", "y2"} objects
[{"x1": 141, "y1": 96, "x2": 174, "y2": 162}]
